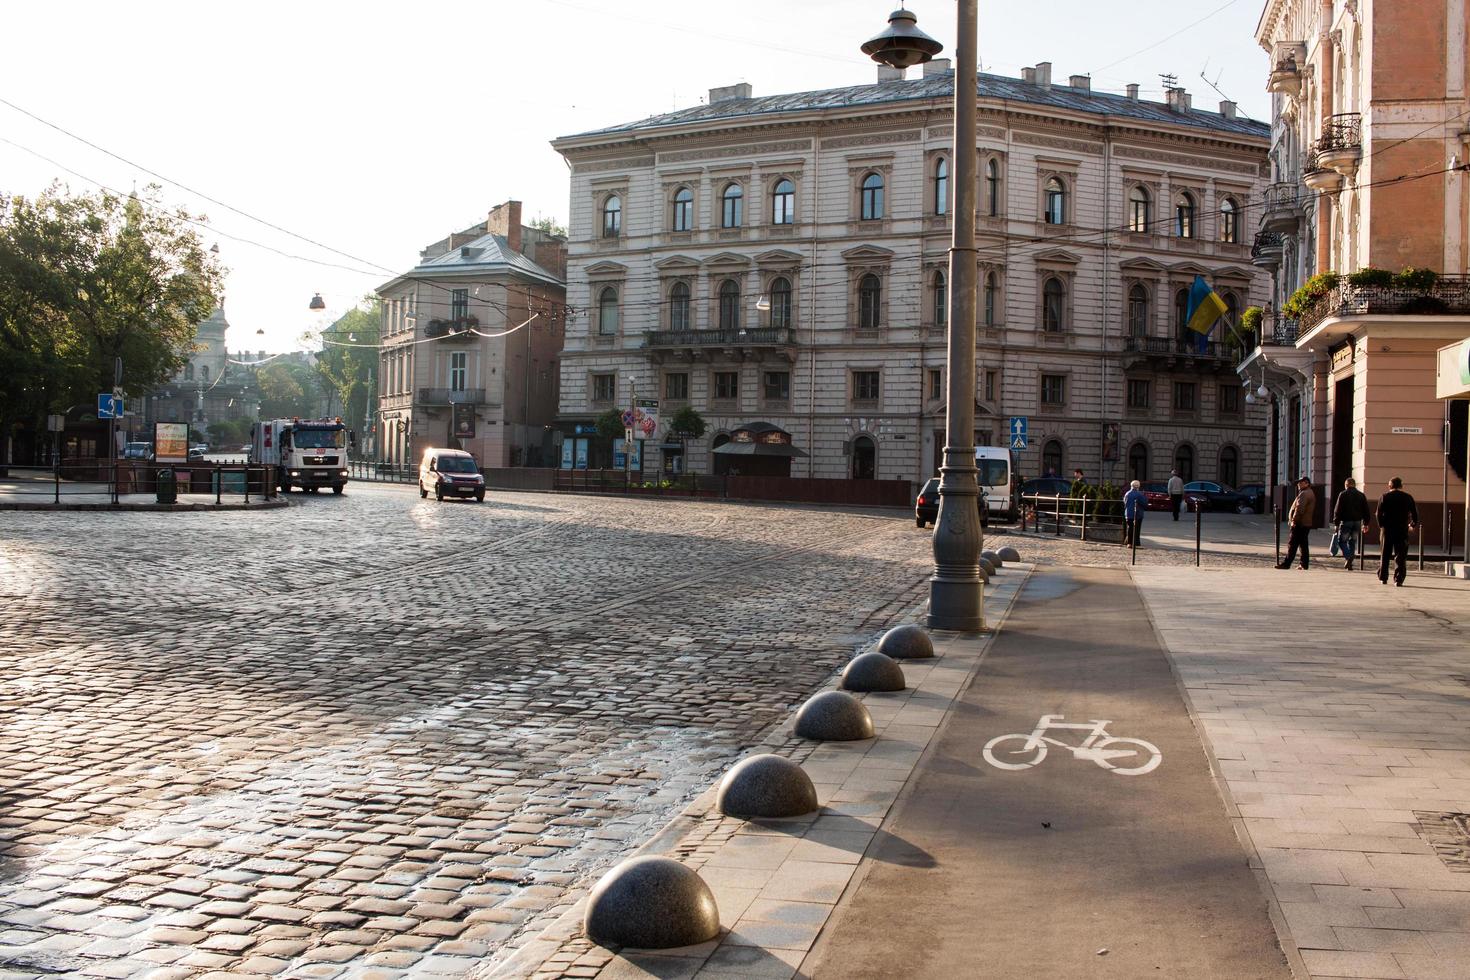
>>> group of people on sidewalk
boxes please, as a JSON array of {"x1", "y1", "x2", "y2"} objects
[{"x1": 1278, "y1": 476, "x2": 1420, "y2": 585}]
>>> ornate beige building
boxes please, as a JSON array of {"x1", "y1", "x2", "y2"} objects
[
  {"x1": 1245, "y1": 0, "x2": 1469, "y2": 541},
  {"x1": 553, "y1": 64, "x2": 1270, "y2": 487}
]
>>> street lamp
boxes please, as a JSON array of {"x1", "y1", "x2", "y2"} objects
[{"x1": 863, "y1": 3, "x2": 983, "y2": 631}]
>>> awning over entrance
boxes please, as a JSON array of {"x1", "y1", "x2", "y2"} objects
[{"x1": 712, "y1": 422, "x2": 810, "y2": 458}]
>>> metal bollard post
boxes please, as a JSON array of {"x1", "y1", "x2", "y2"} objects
[
  {"x1": 215, "y1": 465, "x2": 222, "y2": 506},
  {"x1": 244, "y1": 465, "x2": 251, "y2": 504},
  {"x1": 1055, "y1": 495, "x2": 1062, "y2": 536},
  {"x1": 1131, "y1": 523, "x2": 1138, "y2": 566},
  {"x1": 1418, "y1": 527, "x2": 1424, "y2": 571},
  {"x1": 1274, "y1": 506, "x2": 1281, "y2": 566},
  {"x1": 1081, "y1": 497, "x2": 1088, "y2": 542},
  {"x1": 1195, "y1": 501, "x2": 1202, "y2": 567}
]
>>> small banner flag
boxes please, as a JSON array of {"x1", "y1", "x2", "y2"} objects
[{"x1": 1185, "y1": 275, "x2": 1228, "y2": 352}]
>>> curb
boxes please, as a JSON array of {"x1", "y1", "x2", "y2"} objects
[{"x1": 0, "y1": 500, "x2": 289, "y2": 512}]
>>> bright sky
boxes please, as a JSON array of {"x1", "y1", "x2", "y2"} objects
[{"x1": 0, "y1": 0, "x2": 1270, "y2": 354}]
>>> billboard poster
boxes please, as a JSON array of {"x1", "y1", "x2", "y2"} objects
[
  {"x1": 561, "y1": 439, "x2": 575, "y2": 469},
  {"x1": 612, "y1": 438, "x2": 643, "y2": 470},
  {"x1": 154, "y1": 422, "x2": 189, "y2": 463},
  {"x1": 452, "y1": 403, "x2": 476, "y2": 441},
  {"x1": 574, "y1": 438, "x2": 589, "y2": 470},
  {"x1": 1101, "y1": 422, "x2": 1120, "y2": 462},
  {"x1": 634, "y1": 398, "x2": 658, "y2": 441}
]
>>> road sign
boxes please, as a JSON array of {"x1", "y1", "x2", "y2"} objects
[
  {"x1": 97, "y1": 392, "x2": 123, "y2": 419},
  {"x1": 47, "y1": 414, "x2": 65, "y2": 432},
  {"x1": 1008, "y1": 416, "x2": 1028, "y2": 451}
]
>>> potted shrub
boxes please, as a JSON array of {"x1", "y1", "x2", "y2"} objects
[
  {"x1": 1282, "y1": 272, "x2": 1339, "y2": 319},
  {"x1": 1347, "y1": 267, "x2": 1393, "y2": 288}
]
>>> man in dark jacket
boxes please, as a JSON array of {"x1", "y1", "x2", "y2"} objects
[
  {"x1": 1376, "y1": 477, "x2": 1419, "y2": 586},
  {"x1": 1332, "y1": 477, "x2": 1371, "y2": 570},
  {"x1": 1277, "y1": 476, "x2": 1316, "y2": 570}
]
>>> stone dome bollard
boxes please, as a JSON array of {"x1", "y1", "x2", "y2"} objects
[
  {"x1": 716, "y1": 754, "x2": 818, "y2": 819},
  {"x1": 982, "y1": 549, "x2": 1002, "y2": 567},
  {"x1": 997, "y1": 546, "x2": 1021, "y2": 563},
  {"x1": 840, "y1": 651, "x2": 906, "y2": 693},
  {"x1": 877, "y1": 623, "x2": 934, "y2": 660},
  {"x1": 583, "y1": 855, "x2": 720, "y2": 949},
  {"x1": 794, "y1": 691, "x2": 875, "y2": 741},
  {"x1": 980, "y1": 557, "x2": 995, "y2": 578}
]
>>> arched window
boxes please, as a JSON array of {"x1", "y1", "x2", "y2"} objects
[
  {"x1": 851, "y1": 435, "x2": 877, "y2": 480},
  {"x1": 721, "y1": 183, "x2": 744, "y2": 228},
  {"x1": 934, "y1": 157, "x2": 949, "y2": 215},
  {"x1": 670, "y1": 281, "x2": 691, "y2": 331},
  {"x1": 1044, "y1": 177, "x2": 1067, "y2": 224},
  {"x1": 1042, "y1": 277, "x2": 1066, "y2": 332},
  {"x1": 768, "y1": 276, "x2": 792, "y2": 330},
  {"x1": 772, "y1": 179, "x2": 795, "y2": 225},
  {"x1": 602, "y1": 195, "x2": 621, "y2": 238},
  {"x1": 858, "y1": 274, "x2": 882, "y2": 329},
  {"x1": 1128, "y1": 185, "x2": 1151, "y2": 233},
  {"x1": 597, "y1": 286, "x2": 619, "y2": 335},
  {"x1": 1219, "y1": 197, "x2": 1239, "y2": 243},
  {"x1": 1127, "y1": 284, "x2": 1149, "y2": 337},
  {"x1": 1175, "y1": 191, "x2": 1196, "y2": 238},
  {"x1": 985, "y1": 159, "x2": 1001, "y2": 216},
  {"x1": 1042, "y1": 439, "x2": 1065, "y2": 477},
  {"x1": 718, "y1": 280, "x2": 740, "y2": 331},
  {"x1": 1174, "y1": 443, "x2": 1195, "y2": 481},
  {"x1": 1128, "y1": 442, "x2": 1149, "y2": 482},
  {"x1": 983, "y1": 271, "x2": 997, "y2": 326},
  {"x1": 672, "y1": 187, "x2": 693, "y2": 232},
  {"x1": 1174, "y1": 288, "x2": 1191, "y2": 345},
  {"x1": 933, "y1": 270, "x2": 947, "y2": 330},
  {"x1": 1219, "y1": 445, "x2": 1240, "y2": 488},
  {"x1": 861, "y1": 173, "x2": 884, "y2": 220}
]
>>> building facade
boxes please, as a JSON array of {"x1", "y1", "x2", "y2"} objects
[
  {"x1": 137, "y1": 307, "x2": 258, "y2": 440},
  {"x1": 376, "y1": 201, "x2": 566, "y2": 469},
  {"x1": 552, "y1": 64, "x2": 1271, "y2": 488},
  {"x1": 1245, "y1": 0, "x2": 1469, "y2": 542}
]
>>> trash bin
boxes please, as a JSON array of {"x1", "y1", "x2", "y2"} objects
[{"x1": 156, "y1": 467, "x2": 177, "y2": 505}]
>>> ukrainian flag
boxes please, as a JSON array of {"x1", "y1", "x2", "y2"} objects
[{"x1": 1185, "y1": 275, "x2": 1227, "y2": 336}]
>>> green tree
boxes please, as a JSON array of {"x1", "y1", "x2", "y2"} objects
[
  {"x1": 668, "y1": 406, "x2": 708, "y2": 440},
  {"x1": 0, "y1": 184, "x2": 221, "y2": 455},
  {"x1": 256, "y1": 360, "x2": 319, "y2": 419},
  {"x1": 595, "y1": 408, "x2": 624, "y2": 446},
  {"x1": 310, "y1": 299, "x2": 380, "y2": 436},
  {"x1": 529, "y1": 214, "x2": 568, "y2": 238}
]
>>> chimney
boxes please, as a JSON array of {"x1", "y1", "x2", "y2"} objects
[
  {"x1": 530, "y1": 237, "x2": 567, "y2": 281},
  {"x1": 922, "y1": 58, "x2": 952, "y2": 77},
  {"x1": 1126, "y1": 83, "x2": 1140, "y2": 100},
  {"x1": 877, "y1": 65, "x2": 905, "y2": 84},
  {"x1": 1068, "y1": 74, "x2": 1091, "y2": 91},
  {"x1": 1219, "y1": 100, "x2": 1238, "y2": 119},
  {"x1": 1165, "y1": 87, "x2": 1192, "y2": 112},
  {"x1": 1021, "y1": 67, "x2": 1036, "y2": 85},
  {"x1": 487, "y1": 200, "x2": 523, "y2": 254},
  {"x1": 1035, "y1": 62, "x2": 1052, "y2": 90},
  {"x1": 708, "y1": 82, "x2": 752, "y2": 104}
]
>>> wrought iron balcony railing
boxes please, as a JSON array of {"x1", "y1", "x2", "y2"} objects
[
  {"x1": 414, "y1": 388, "x2": 488, "y2": 406},
  {"x1": 1298, "y1": 275, "x2": 1470, "y2": 333},
  {"x1": 643, "y1": 327, "x2": 797, "y2": 348},
  {"x1": 1122, "y1": 336, "x2": 1233, "y2": 362},
  {"x1": 1315, "y1": 113, "x2": 1362, "y2": 153}
]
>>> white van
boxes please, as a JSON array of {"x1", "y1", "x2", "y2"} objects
[{"x1": 974, "y1": 446, "x2": 1015, "y2": 521}]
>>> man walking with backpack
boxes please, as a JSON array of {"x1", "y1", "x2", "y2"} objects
[
  {"x1": 1332, "y1": 477, "x2": 1371, "y2": 570},
  {"x1": 1375, "y1": 477, "x2": 1420, "y2": 587}
]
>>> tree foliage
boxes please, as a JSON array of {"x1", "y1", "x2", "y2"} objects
[
  {"x1": 311, "y1": 298, "x2": 380, "y2": 432},
  {"x1": 255, "y1": 360, "x2": 321, "y2": 420},
  {"x1": 0, "y1": 183, "x2": 222, "y2": 441},
  {"x1": 595, "y1": 408, "x2": 624, "y2": 446},
  {"x1": 668, "y1": 406, "x2": 708, "y2": 439},
  {"x1": 529, "y1": 214, "x2": 568, "y2": 238}
]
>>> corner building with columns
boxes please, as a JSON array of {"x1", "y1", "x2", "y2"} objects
[{"x1": 552, "y1": 63, "x2": 1271, "y2": 487}]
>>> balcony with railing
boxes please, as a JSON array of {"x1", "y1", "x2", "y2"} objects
[
  {"x1": 414, "y1": 388, "x2": 488, "y2": 406},
  {"x1": 1251, "y1": 230, "x2": 1284, "y2": 268},
  {"x1": 1298, "y1": 275, "x2": 1470, "y2": 336},
  {"x1": 1261, "y1": 182, "x2": 1304, "y2": 232},
  {"x1": 1122, "y1": 335, "x2": 1238, "y2": 373},
  {"x1": 1267, "y1": 55, "x2": 1304, "y2": 97},
  {"x1": 643, "y1": 326, "x2": 798, "y2": 360},
  {"x1": 1314, "y1": 113, "x2": 1361, "y2": 175}
]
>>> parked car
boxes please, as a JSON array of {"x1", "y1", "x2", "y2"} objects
[
  {"x1": 419, "y1": 448, "x2": 485, "y2": 502},
  {"x1": 1141, "y1": 481, "x2": 1174, "y2": 512},
  {"x1": 914, "y1": 477, "x2": 989, "y2": 529},
  {"x1": 186, "y1": 446, "x2": 207, "y2": 461},
  {"x1": 123, "y1": 442, "x2": 152, "y2": 460},
  {"x1": 1184, "y1": 480, "x2": 1255, "y2": 513},
  {"x1": 1018, "y1": 477, "x2": 1073, "y2": 501},
  {"x1": 1236, "y1": 483, "x2": 1267, "y2": 514}
]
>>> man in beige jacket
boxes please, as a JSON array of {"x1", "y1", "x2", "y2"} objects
[{"x1": 1276, "y1": 476, "x2": 1316, "y2": 570}]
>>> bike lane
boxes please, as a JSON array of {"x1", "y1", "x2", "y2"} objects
[{"x1": 803, "y1": 565, "x2": 1291, "y2": 979}]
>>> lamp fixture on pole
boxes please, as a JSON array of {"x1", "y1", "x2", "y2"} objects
[
  {"x1": 309, "y1": 293, "x2": 326, "y2": 312},
  {"x1": 864, "y1": 2, "x2": 983, "y2": 631}
]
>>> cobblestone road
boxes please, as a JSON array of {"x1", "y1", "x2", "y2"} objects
[{"x1": 0, "y1": 485, "x2": 935, "y2": 979}]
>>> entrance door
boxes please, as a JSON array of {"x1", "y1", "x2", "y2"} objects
[
  {"x1": 851, "y1": 435, "x2": 876, "y2": 479},
  {"x1": 1331, "y1": 374, "x2": 1355, "y2": 496}
]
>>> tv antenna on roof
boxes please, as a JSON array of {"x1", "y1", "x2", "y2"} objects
[{"x1": 1159, "y1": 72, "x2": 1179, "y2": 90}]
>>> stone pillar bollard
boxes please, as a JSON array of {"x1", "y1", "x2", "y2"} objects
[
  {"x1": 583, "y1": 855, "x2": 721, "y2": 949},
  {"x1": 841, "y1": 651, "x2": 906, "y2": 693},
  {"x1": 717, "y1": 754, "x2": 818, "y2": 819},
  {"x1": 997, "y1": 546, "x2": 1021, "y2": 563},
  {"x1": 876, "y1": 623, "x2": 934, "y2": 660},
  {"x1": 794, "y1": 690, "x2": 875, "y2": 741}
]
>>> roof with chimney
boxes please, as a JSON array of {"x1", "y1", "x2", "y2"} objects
[
  {"x1": 559, "y1": 70, "x2": 1268, "y2": 143},
  {"x1": 377, "y1": 231, "x2": 563, "y2": 293}
]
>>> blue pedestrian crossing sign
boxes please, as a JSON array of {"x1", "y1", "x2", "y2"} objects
[
  {"x1": 1008, "y1": 416, "x2": 1028, "y2": 450},
  {"x1": 97, "y1": 392, "x2": 123, "y2": 419}
]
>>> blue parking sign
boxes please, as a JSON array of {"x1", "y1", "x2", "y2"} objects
[
  {"x1": 97, "y1": 392, "x2": 123, "y2": 419},
  {"x1": 1008, "y1": 416, "x2": 1028, "y2": 450}
]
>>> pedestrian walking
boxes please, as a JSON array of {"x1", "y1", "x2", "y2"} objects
[
  {"x1": 1331, "y1": 477, "x2": 1370, "y2": 570},
  {"x1": 1167, "y1": 469, "x2": 1185, "y2": 521},
  {"x1": 1375, "y1": 476, "x2": 1419, "y2": 587},
  {"x1": 1123, "y1": 479, "x2": 1147, "y2": 547},
  {"x1": 1276, "y1": 476, "x2": 1315, "y2": 570}
]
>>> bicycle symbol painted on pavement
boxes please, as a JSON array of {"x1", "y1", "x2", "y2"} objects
[{"x1": 983, "y1": 714, "x2": 1162, "y2": 776}]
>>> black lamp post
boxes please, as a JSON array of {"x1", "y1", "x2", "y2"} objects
[{"x1": 863, "y1": 4, "x2": 984, "y2": 631}]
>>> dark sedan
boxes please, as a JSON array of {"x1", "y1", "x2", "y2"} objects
[
  {"x1": 1236, "y1": 483, "x2": 1267, "y2": 514},
  {"x1": 915, "y1": 477, "x2": 989, "y2": 529},
  {"x1": 1183, "y1": 480, "x2": 1255, "y2": 513},
  {"x1": 1018, "y1": 477, "x2": 1073, "y2": 500}
]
